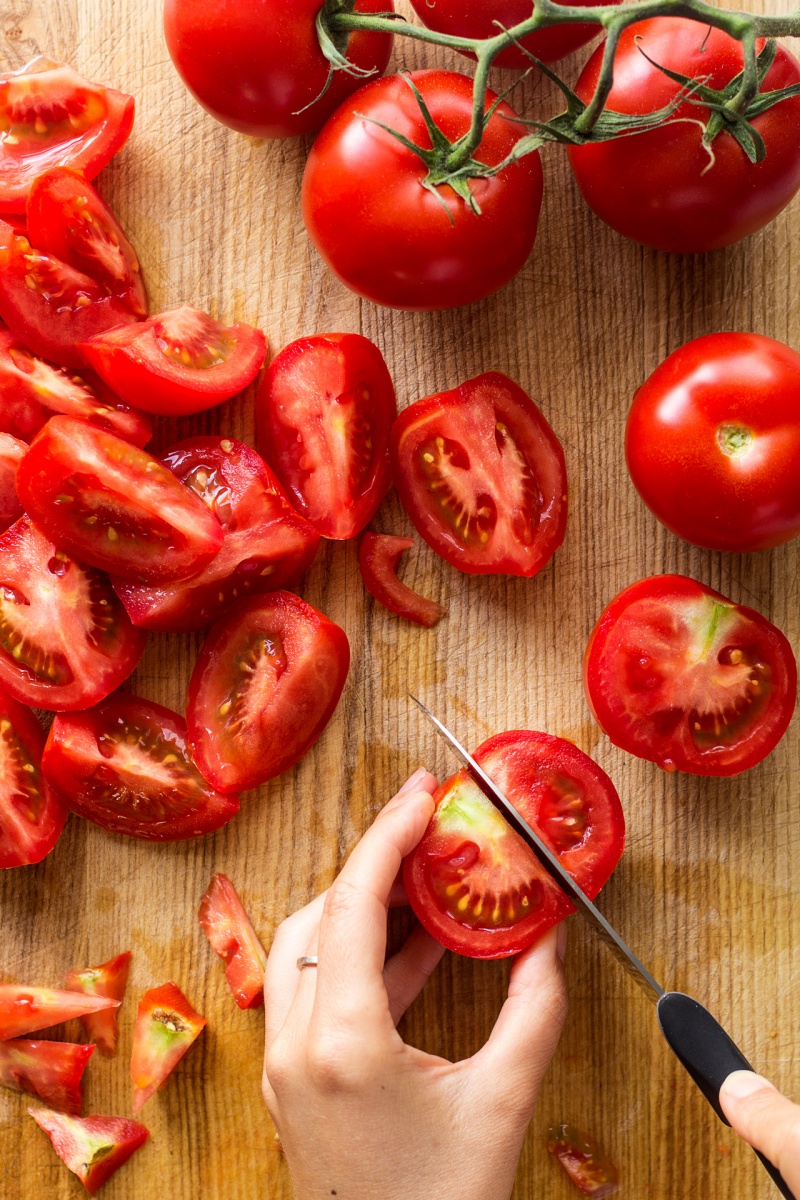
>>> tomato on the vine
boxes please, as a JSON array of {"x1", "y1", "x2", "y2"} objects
[{"x1": 0, "y1": 685, "x2": 67, "y2": 869}]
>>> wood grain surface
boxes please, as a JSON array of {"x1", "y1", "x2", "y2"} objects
[{"x1": 2, "y1": 1, "x2": 799, "y2": 1197}]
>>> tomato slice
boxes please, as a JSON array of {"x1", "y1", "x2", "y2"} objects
[
  {"x1": 114, "y1": 437, "x2": 320, "y2": 632},
  {"x1": 64, "y1": 952, "x2": 131, "y2": 1058},
  {"x1": 584, "y1": 575, "x2": 797, "y2": 776},
  {"x1": 256, "y1": 333, "x2": 396, "y2": 539},
  {"x1": 0, "y1": 431, "x2": 24, "y2": 530},
  {"x1": 0, "y1": 686, "x2": 67, "y2": 868},
  {"x1": 79, "y1": 305, "x2": 267, "y2": 416},
  {"x1": 0, "y1": 1040, "x2": 94, "y2": 1114},
  {"x1": 130, "y1": 981, "x2": 206, "y2": 1114},
  {"x1": 0, "y1": 57, "x2": 135, "y2": 213},
  {"x1": 548, "y1": 1125, "x2": 620, "y2": 1197},
  {"x1": 29, "y1": 1108, "x2": 149, "y2": 1196},
  {"x1": 199, "y1": 873, "x2": 267, "y2": 1010},
  {"x1": 187, "y1": 591, "x2": 350, "y2": 793},
  {"x1": 0, "y1": 985, "x2": 119, "y2": 1040},
  {"x1": 358, "y1": 533, "x2": 446, "y2": 627},
  {"x1": 391, "y1": 372, "x2": 568, "y2": 576},
  {"x1": 17, "y1": 416, "x2": 224, "y2": 583},
  {"x1": 403, "y1": 731, "x2": 626, "y2": 959}
]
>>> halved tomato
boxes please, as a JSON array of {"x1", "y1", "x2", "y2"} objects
[
  {"x1": 584, "y1": 575, "x2": 797, "y2": 776},
  {"x1": 403, "y1": 731, "x2": 626, "y2": 959},
  {"x1": 0, "y1": 1040, "x2": 94, "y2": 1114},
  {"x1": 256, "y1": 333, "x2": 396, "y2": 540},
  {"x1": 358, "y1": 533, "x2": 446, "y2": 628},
  {"x1": 0, "y1": 57, "x2": 135, "y2": 213},
  {"x1": 42, "y1": 695, "x2": 240, "y2": 841},
  {"x1": 114, "y1": 437, "x2": 320, "y2": 632},
  {"x1": 17, "y1": 416, "x2": 224, "y2": 583},
  {"x1": 0, "y1": 686, "x2": 67, "y2": 869},
  {"x1": 29, "y1": 1108, "x2": 149, "y2": 1196},
  {"x1": 130, "y1": 981, "x2": 206, "y2": 1113},
  {"x1": 391, "y1": 372, "x2": 568, "y2": 576},
  {"x1": 79, "y1": 305, "x2": 267, "y2": 416},
  {"x1": 198, "y1": 873, "x2": 267, "y2": 1009},
  {"x1": 64, "y1": 952, "x2": 131, "y2": 1058},
  {"x1": 0, "y1": 985, "x2": 118, "y2": 1040},
  {"x1": 0, "y1": 517, "x2": 146, "y2": 710},
  {"x1": 548, "y1": 1125, "x2": 620, "y2": 1197},
  {"x1": 187, "y1": 592, "x2": 350, "y2": 792},
  {"x1": 0, "y1": 431, "x2": 24, "y2": 530}
]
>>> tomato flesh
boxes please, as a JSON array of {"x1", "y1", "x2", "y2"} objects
[
  {"x1": 64, "y1": 951, "x2": 131, "y2": 1058},
  {"x1": 256, "y1": 333, "x2": 396, "y2": 539},
  {"x1": 548, "y1": 1125, "x2": 620, "y2": 1197},
  {"x1": 0, "y1": 1039, "x2": 94, "y2": 1114},
  {"x1": 0, "y1": 431, "x2": 24, "y2": 530},
  {"x1": 29, "y1": 1108, "x2": 149, "y2": 1196},
  {"x1": 130, "y1": 981, "x2": 206, "y2": 1114},
  {"x1": 198, "y1": 874, "x2": 267, "y2": 1010},
  {"x1": 0, "y1": 687, "x2": 67, "y2": 869},
  {"x1": 403, "y1": 731, "x2": 626, "y2": 959},
  {"x1": 584, "y1": 575, "x2": 797, "y2": 776},
  {"x1": 0, "y1": 985, "x2": 118, "y2": 1040},
  {"x1": 358, "y1": 533, "x2": 446, "y2": 627}
]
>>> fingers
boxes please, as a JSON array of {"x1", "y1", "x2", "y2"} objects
[
  {"x1": 383, "y1": 922, "x2": 446, "y2": 1025},
  {"x1": 263, "y1": 891, "x2": 326, "y2": 1049},
  {"x1": 720, "y1": 1072, "x2": 800, "y2": 1192}
]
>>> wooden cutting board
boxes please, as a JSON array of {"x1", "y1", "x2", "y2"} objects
[{"x1": 2, "y1": 1, "x2": 799, "y2": 1196}]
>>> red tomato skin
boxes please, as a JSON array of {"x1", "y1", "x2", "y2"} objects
[
  {"x1": 164, "y1": 0, "x2": 395, "y2": 139},
  {"x1": 626, "y1": 333, "x2": 800, "y2": 552},
  {"x1": 358, "y1": 533, "x2": 446, "y2": 627},
  {"x1": 568, "y1": 20, "x2": 800, "y2": 253},
  {"x1": 0, "y1": 985, "x2": 118, "y2": 1040},
  {"x1": 28, "y1": 1108, "x2": 149, "y2": 1196},
  {"x1": 0, "y1": 431, "x2": 24, "y2": 530},
  {"x1": 548, "y1": 1125, "x2": 620, "y2": 1197},
  {"x1": 64, "y1": 951, "x2": 131, "y2": 1057},
  {"x1": 302, "y1": 71, "x2": 543, "y2": 311},
  {"x1": 0, "y1": 687, "x2": 67, "y2": 869},
  {"x1": 257, "y1": 333, "x2": 396, "y2": 539},
  {"x1": 198, "y1": 874, "x2": 267, "y2": 1009},
  {"x1": 0, "y1": 1039, "x2": 94, "y2": 1114},
  {"x1": 131, "y1": 981, "x2": 206, "y2": 1113}
]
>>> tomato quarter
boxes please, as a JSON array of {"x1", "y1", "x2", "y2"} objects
[
  {"x1": 358, "y1": 533, "x2": 446, "y2": 627},
  {"x1": 64, "y1": 951, "x2": 131, "y2": 1058},
  {"x1": 29, "y1": 1109, "x2": 149, "y2": 1196},
  {"x1": 130, "y1": 981, "x2": 206, "y2": 1113},
  {"x1": 0, "y1": 687, "x2": 67, "y2": 869},
  {"x1": 0, "y1": 1040, "x2": 94, "y2": 1115}
]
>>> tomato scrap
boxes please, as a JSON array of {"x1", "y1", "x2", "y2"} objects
[
  {"x1": 64, "y1": 952, "x2": 132, "y2": 1058},
  {"x1": 130, "y1": 981, "x2": 206, "y2": 1114},
  {"x1": 0, "y1": 685, "x2": 67, "y2": 869},
  {"x1": 0, "y1": 431, "x2": 24, "y2": 530},
  {"x1": 548, "y1": 1124, "x2": 620, "y2": 1197},
  {"x1": 198, "y1": 874, "x2": 267, "y2": 1009},
  {"x1": 0, "y1": 1039, "x2": 94, "y2": 1114},
  {"x1": 29, "y1": 1107, "x2": 149, "y2": 1196},
  {"x1": 358, "y1": 533, "x2": 446, "y2": 628},
  {"x1": 0, "y1": 985, "x2": 119, "y2": 1041}
]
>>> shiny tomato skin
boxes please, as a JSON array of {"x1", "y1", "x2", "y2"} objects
[
  {"x1": 627, "y1": 333, "x2": 800, "y2": 553},
  {"x1": 0, "y1": 432, "x2": 24, "y2": 530},
  {"x1": 114, "y1": 437, "x2": 320, "y2": 633},
  {"x1": 131, "y1": 981, "x2": 206, "y2": 1113},
  {"x1": 64, "y1": 951, "x2": 131, "y2": 1057},
  {"x1": 568, "y1": 20, "x2": 800, "y2": 253},
  {"x1": 302, "y1": 71, "x2": 543, "y2": 311},
  {"x1": 358, "y1": 533, "x2": 446, "y2": 627},
  {"x1": 0, "y1": 1039, "x2": 94, "y2": 1115},
  {"x1": 28, "y1": 1108, "x2": 149, "y2": 1196},
  {"x1": 585, "y1": 575, "x2": 797, "y2": 776},
  {"x1": 0, "y1": 685, "x2": 67, "y2": 869},
  {"x1": 187, "y1": 591, "x2": 350, "y2": 793},
  {"x1": 257, "y1": 333, "x2": 396, "y2": 539}
]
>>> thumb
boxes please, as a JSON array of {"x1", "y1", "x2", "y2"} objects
[{"x1": 720, "y1": 1071, "x2": 800, "y2": 1193}]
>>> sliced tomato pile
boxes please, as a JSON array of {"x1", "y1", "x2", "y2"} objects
[
  {"x1": 198, "y1": 873, "x2": 267, "y2": 1009},
  {"x1": 0, "y1": 431, "x2": 24, "y2": 529},
  {"x1": 130, "y1": 981, "x2": 206, "y2": 1113},
  {"x1": 0, "y1": 686, "x2": 67, "y2": 868},
  {"x1": 0, "y1": 1040, "x2": 94, "y2": 1114},
  {"x1": 64, "y1": 951, "x2": 131, "y2": 1058},
  {"x1": 358, "y1": 533, "x2": 446, "y2": 628},
  {"x1": 29, "y1": 1108, "x2": 150, "y2": 1196}
]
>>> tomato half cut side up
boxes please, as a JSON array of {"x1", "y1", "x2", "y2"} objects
[
  {"x1": 42, "y1": 695, "x2": 240, "y2": 841},
  {"x1": 403, "y1": 731, "x2": 626, "y2": 959},
  {"x1": 358, "y1": 533, "x2": 446, "y2": 628},
  {"x1": 391, "y1": 371, "x2": 568, "y2": 576},
  {"x1": 130, "y1": 981, "x2": 206, "y2": 1113},
  {"x1": 64, "y1": 951, "x2": 131, "y2": 1057},
  {"x1": 0, "y1": 432, "x2": 24, "y2": 530},
  {"x1": 0, "y1": 686, "x2": 67, "y2": 868},
  {"x1": 0, "y1": 985, "x2": 119, "y2": 1041},
  {"x1": 28, "y1": 1109, "x2": 149, "y2": 1196},
  {"x1": 256, "y1": 333, "x2": 396, "y2": 539},
  {"x1": 584, "y1": 575, "x2": 798, "y2": 776},
  {"x1": 0, "y1": 1040, "x2": 95, "y2": 1114},
  {"x1": 548, "y1": 1125, "x2": 620, "y2": 1198},
  {"x1": 0, "y1": 57, "x2": 135, "y2": 213},
  {"x1": 187, "y1": 592, "x2": 350, "y2": 793},
  {"x1": 17, "y1": 416, "x2": 224, "y2": 583},
  {"x1": 114, "y1": 437, "x2": 320, "y2": 633},
  {"x1": 79, "y1": 305, "x2": 267, "y2": 416},
  {"x1": 198, "y1": 874, "x2": 267, "y2": 1009}
]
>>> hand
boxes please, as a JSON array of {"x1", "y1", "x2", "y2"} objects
[
  {"x1": 720, "y1": 1072, "x2": 800, "y2": 1194},
  {"x1": 262, "y1": 767, "x2": 568, "y2": 1200}
]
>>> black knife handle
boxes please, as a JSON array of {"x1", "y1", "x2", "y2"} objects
[{"x1": 657, "y1": 992, "x2": 794, "y2": 1199}]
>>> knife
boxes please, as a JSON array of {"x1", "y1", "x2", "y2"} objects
[{"x1": 410, "y1": 695, "x2": 793, "y2": 1199}]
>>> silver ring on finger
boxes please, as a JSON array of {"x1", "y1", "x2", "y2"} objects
[{"x1": 296, "y1": 956, "x2": 319, "y2": 970}]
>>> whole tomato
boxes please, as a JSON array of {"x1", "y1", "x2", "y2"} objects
[
  {"x1": 163, "y1": 0, "x2": 395, "y2": 138},
  {"x1": 626, "y1": 332, "x2": 800, "y2": 552},
  {"x1": 302, "y1": 70, "x2": 543, "y2": 310},
  {"x1": 568, "y1": 19, "x2": 800, "y2": 252}
]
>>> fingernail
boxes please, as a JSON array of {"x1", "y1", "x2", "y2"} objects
[
  {"x1": 398, "y1": 767, "x2": 427, "y2": 796},
  {"x1": 722, "y1": 1071, "x2": 773, "y2": 1101},
  {"x1": 557, "y1": 922, "x2": 568, "y2": 962}
]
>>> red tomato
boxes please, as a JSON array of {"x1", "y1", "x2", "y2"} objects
[
  {"x1": 198, "y1": 874, "x2": 267, "y2": 1010},
  {"x1": 0, "y1": 517, "x2": 146, "y2": 710},
  {"x1": 391, "y1": 371, "x2": 567, "y2": 576},
  {"x1": 358, "y1": 533, "x2": 446, "y2": 627},
  {"x1": 79, "y1": 305, "x2": 267, "y2": 416},
  {"x1": 0, "y1": 431, "x2": 24, "y2": 530},
  {"x1": 164, "y1": 0, "x2": 395, "y2": 138},
  {"x1": 187, "y1": 592, "x2": 350, "y2": 793},
  {"x1": 17, "y1": 417, "x2": 224, "y2": 583},
  {"x1": 29, "y1": 1109, "x2": 149, "y2": 1196},
  {"x1": 584, "y1": 575, "x2": 797, "y2": 776},
  {"x1": 404, "y1": 730, "x2": 626, "y2": 959},
  {"x1": 302, "y1": 70, "x2": 543, "y2": 311},
  {"x1": 0, "y1": 985, "x2": 118, "y2": 1041},
  {"x1": 0, "y1": 687, "x2": 67, "y2": 869},
  {"x1": 64, "y1": 951, "x2": 131, "y2": 1058},
  {"x1": 42, "y1": 695, "x2": 240, "y2": 842},
  {"x1": 548, "y1": 1125, "x2": 620, "y2": 1197},
  {"x1": 114, "y1": 437, "x2": 319, "y2": 632},
  {"x1": 130, "y1": 981, "x2": 206, "y2": 1114},
  {"x1": 27, "y1": 167, "x2": 147, "y2": 317},
  {"x1": 256, "y1": 333, "x2": 396, "y2": 539},
  {"x1": 568, "y1": 20, "x2": 800, "y2": 253},
  {"x1": 0, "y1": 1040, "x2": 94, "y2": 1115},
  {"x1": 0, "y1": 57, "x2": 134, "y2": 213},
  {"x1": 626, "y1": 333, "x2": 800, "y2": 553}
]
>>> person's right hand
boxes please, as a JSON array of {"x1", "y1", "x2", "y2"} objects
[{"x1": 720, "y1": 1072, "x2": 800, "y2": 1194}]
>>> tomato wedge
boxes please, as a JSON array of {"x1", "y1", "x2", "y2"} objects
[
  {"x1": 0, "y1": 57, "x2": 134, "y2": 213},
  {"x1": 17, "y1": 416, "x2": 224, "y2": 583},
  {"x1": 391, "y1": 372, "x2": 568, "y2": 576},
  {"x1": 0, "y1": 1040, "x2": 94, "y2": 1114},
  {"x1": 79, "y1": 305, "x2": 267, "y2": 416},
  {"x1": 114, "y1": 437, "x2": 320, "y2": 632},
  {"x1": 256, "y1": 333, "x2": 396, "y2": 539},
  {"x1": 403, "y1": 731, "x2": 626, "y2": 959},
  {"x1": 130, "y1": 981, "x2": 206, "y2": 1114},
  {"x1": 199, "y1": 874, "x2": 267, "y2": 1009},
  {"x1": 0, "y1": 985, "x2": 119, "y2": 1040},
  {"x1": 0, "y1": 686, "x2": 67, "y2": 869},
  {"x1": 358, "y1": 533, "x2": 446, "y2": 627},
  {"x1": 548, "y1": 1125, "x2": 620, "y2": 1197},
  {"x1": 187, "y1": 592, "x2": 350, "y2": 792},
  {"x1": 29, "y1": 1108, "x2": 149, "y2": 1196},
  {"x1": 0, "y1": 431, "x2": 24, "y2": 530},
  {"x1": 584, "y1": 575, "x2": 797, "y2": 776},
  {"x1": 64, "y1": 952, "x2": 131, "y2": 1058}
]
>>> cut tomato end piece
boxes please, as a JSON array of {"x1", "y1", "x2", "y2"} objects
[
  {"x1": 358, "y1": 532, "x2": 445, "y2": 627},
  {"x1": 0, "y1": 985, "x2": 119, "y2": 1041},
  {"x1": 64, "y1": 951, "x2": 131, "y2": 1057},
  {"x1": 0, "y1": 1039, "x2": 94, "y2": 1114},
  {"x1": 548, "y1": 1124, "x2": 620, "y2": 1197},
  {"x1": 29, "y1": 1107, "x2": 149, "y2": 1195},
  {"x1": 130, "y1": 981, "x2": 206, "y2": 1113},
  {"x1": 199, "y1": 874, "x2": 267, "y2": 1009}
]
